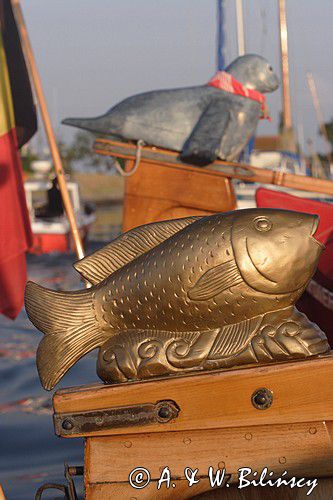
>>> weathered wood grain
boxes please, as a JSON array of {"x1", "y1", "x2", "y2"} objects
[{"x1": 54, "y1": 353, "x2": 333, "y2": 438}]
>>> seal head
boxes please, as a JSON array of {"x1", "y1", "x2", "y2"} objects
[{"x1": 226, "y1": 54, "x2": 279, "y2": 93}]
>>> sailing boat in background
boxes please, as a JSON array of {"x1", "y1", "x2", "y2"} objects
[
  {"x1": 233, "y1": 0, "x2": 333, "y2": 341},
  {"x1": 234, "y1": 0, "x2": 333, "y2": 208}
]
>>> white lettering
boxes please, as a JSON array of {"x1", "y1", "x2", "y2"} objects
[
  {"x1": 157, "y1": 467, "x2": 171, "y2": 490},
  {"x1": 208, "y1": 466, "x2": 227, "y2": 487},
  {"x1": 184, "y1": 467, "x2": 199, "y2": 486},
  {"x1": 238, "y1": 467, "x2": 252, "y2": 489}
]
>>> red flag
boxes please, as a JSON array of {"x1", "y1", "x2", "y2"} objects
[{"x1": 0, "y1": 0, "x2": 37, "y2": 319}]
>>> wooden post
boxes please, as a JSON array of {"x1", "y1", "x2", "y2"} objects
[
  {"x1": 0, "y1": 485, "x2": 5, "y2": 500},
  {"x1": 11, "y1": 0, "x2": 85, "y2": 260},
  {"x1": 278, "y1": 0, "x2": 292, "y2": 130},
  {"x1": 235, "y1": 0, "x2": 245, "y2": 56},
  {"x1": 278, "y1": 0, "x2": 298, "y2": 153}
]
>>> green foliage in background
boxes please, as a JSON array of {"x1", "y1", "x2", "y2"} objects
[{"x1": 324, "y1": 119, "x2": 333, "y2": 151}]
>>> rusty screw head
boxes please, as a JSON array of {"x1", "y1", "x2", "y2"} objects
[
  {"x1": 62, "y1": 418, "x2": 74, "y2": 431},
  {"x1": 251, "y1": 388, "x2": 273, "y2": 410},
  {"x1": 158, "y1": 405, "x2": 172, "y2": 420}
]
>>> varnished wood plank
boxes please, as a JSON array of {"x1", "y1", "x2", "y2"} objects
[
  {"x1": 86, "y1": 478, "x2": 333, "y2": 500},
  {"x1": 53, "y1": 354, "x2": 333, "y2": 437},
  {"x1": 201, "y1": 479, "x2": 333, "y2": 500},
  {"x1": 122, "y1": 159, "x2": 236, "y2": 231},
  {"x1": 124, "y1": 160, "x2": 236, "y2": 212},
  {"x1": 85, "y1": 421, "x2": 333, "y2": 483},
  {"x1": 122, "y1": 193, "x2": 221, "y2": 233},
  {"x1": 86, "y1": 478, "x2": 214, "y2": 500}
]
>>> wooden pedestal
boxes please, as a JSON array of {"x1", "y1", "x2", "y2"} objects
[{"x1": 53, "y1": 353, "x2": 333, "y2": 499}]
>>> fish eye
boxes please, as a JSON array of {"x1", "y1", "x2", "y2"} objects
[{"x1": 254, "y1": 217, "x2": 272, "y2": 232}]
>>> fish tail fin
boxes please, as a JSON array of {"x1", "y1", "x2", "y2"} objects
[{"x1": 25, "y1": 282, "x2": 106, "y2": 390}]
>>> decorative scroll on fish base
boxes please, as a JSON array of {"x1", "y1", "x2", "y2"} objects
[
  {"x1": 97, "y1": 306, "x2": 329, "y2": 383},
  {"x1": 25, "y1": 209, "x2": 330, "y2": 391}
]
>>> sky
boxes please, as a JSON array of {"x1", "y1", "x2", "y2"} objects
[{"x1": 20, "y1": 0, "x2": 333, "y2": 155}]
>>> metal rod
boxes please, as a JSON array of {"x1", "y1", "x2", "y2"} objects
[
  {"x1": 236, "y1": 0, "x2": 245, "y2": 56},
  {"x1": 11, "y1": 0, "x2": 85, "y2": 260},
  {"x1": 306, "y1": 72, "x2": 332, "y2": 165},
  {"x1": 278, "y1": 0, "x2": 292, "y2": 129},
  {"x1": 216, "y1": 0, "x2": 225, "y2": 70},
  {"x1": 307, "y1": 138, "x2": 324, "y2": 179}
]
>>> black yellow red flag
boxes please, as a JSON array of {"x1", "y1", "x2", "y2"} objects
[{"x1": 0, "y1": 0, "x2": 37, "y2": 318}]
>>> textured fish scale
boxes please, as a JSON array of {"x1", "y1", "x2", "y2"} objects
[
  {"x1": 75, "y1": 217, "x2": 199, "y2": 285},
  {"x1": 92, "y1": 212, "x2": 303, "y2": 334},
  {"x1": 94, "y1": 216, "x2": 236, "y2": 331}
]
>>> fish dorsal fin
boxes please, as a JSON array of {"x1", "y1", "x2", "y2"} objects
[
  {"x1": 188, "y1": 260, "x2": 243, "y2": 301},
  {"x1": 75, "y1": 217, "x2": 200, "y2": 285}
]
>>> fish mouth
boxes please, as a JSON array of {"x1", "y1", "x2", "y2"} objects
[{"x1": 310, "y1": 216, "x2": 325, "y2": 250}]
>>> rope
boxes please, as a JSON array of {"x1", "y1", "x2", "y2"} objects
[{"x1": 113, "y1": 139, "x2": 145, "y2": 177}]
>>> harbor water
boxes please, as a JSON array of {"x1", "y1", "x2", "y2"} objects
[{"x1": 0, "y1": 239, "x2": 118, "y2": 499}]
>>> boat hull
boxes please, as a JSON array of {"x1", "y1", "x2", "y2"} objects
[{"x1": 29, "y1": 225, "x2": 90, "y2": 255}]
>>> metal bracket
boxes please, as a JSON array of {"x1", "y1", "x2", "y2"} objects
[
  {"x1": 35, "y1": 463, "x2": 83, "y2": 500},
  {"x1": 54, "y1": 400, "x2": 180, "y2": 436}
]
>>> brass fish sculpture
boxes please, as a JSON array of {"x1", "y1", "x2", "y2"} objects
[{"x1": 25, "y1": 209, "x2": 330, "y2": 390}]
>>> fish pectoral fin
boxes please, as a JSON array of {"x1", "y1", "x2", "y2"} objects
[
  {"x1": 188, "y1": 260, "x2": 242, "y2": 301},
  {"x1": 74, "y1": 217, "x2": 200, "y2": 285},
  {"x1": 208, "y1": 317, "x2": 263, "y2": 359}
]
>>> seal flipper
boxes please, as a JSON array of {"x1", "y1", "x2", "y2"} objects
[
  {"x1": 25, "y1": 281, "x2": 107, "y2": 390},
  {"x1": 188, "y1": 260, "x2": 243, "y2": 301},
  {"x1": 74, "y1": 216, "x2": 200, "y2": 285},
  {"x1": 180, "y1": 98, "x2": 231, "y2": 165}
]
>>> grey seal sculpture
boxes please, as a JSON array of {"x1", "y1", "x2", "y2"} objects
[{"x1": 63, "y1": 54, "x2": 279, "y2": 165}]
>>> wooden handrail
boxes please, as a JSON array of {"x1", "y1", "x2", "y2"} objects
[{"x1": 94, "y1": 138, "x2": 333, "y2": 197}]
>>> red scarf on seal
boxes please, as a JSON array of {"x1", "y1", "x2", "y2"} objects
[{"x1": 208, "y1": 71, "x2": 271, "y2": 120}]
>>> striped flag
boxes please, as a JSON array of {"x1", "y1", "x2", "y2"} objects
[{"x1": 0, "y1": 0, "x2": 37, "y2": 319}]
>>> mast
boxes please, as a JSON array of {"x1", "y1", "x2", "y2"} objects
[
  {"x1": 278, "y1": 0, "x2": 292, "y2": 129},
  {"x1": 235, "y1": 0, "x2": 245, "y2": 56},
  {"x1": 306, "y1": 72, "x2": 332, "y2": 167},
  {"x1": 216, "y1": 0, "x2": 225, "y2": 70},
  {"x1": 11, "y1": 0, "x2": 85, "y2": 261},
  {"x1": 278, "y1": 0, "x2": 296, "y2": 152}
]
